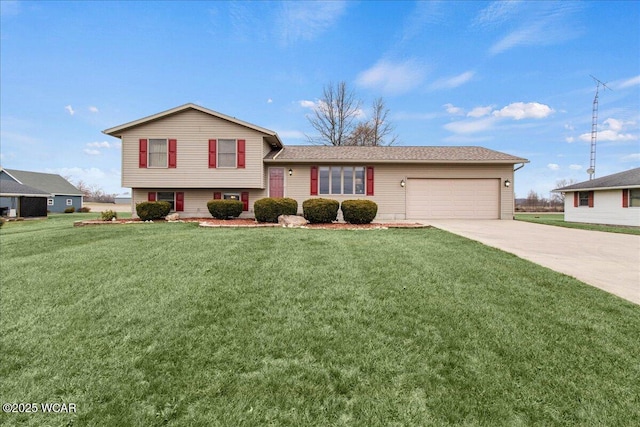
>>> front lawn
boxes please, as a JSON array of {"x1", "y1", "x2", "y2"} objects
[
  {"x1": 515, "y1": 213, "x2": 640, "y2": 235},
  {"x1": 1, "y1": 215, "x2": 639, "y2": 426}
]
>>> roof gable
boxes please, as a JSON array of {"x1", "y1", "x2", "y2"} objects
[
  {"x1": 554, "y1": 167, "x2": 640, "y2": 191},
  {"x1": 264, "y1": 146, "x2": 529, "y2": 164},
  {"x1": 103, "y1": 103, "x2": 283, "y2": 148},
  {"x1": 1, "y1": 168, "x2": 83, "y2": 196}
]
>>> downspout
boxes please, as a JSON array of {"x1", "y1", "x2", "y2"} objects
[
  {"x1": 511, "y1": 163, "x2": 526, "y2": 219},
  {"x1": 513, "y1": 163, "x2": 525, "y2": 172}
]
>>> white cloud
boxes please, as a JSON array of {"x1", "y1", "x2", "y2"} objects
[
  {"x1": 356, "y1": 59, "x2": 426, "y2": 95},
  {"x1": 569, "y1": 164, "x2": 582, "y2": 170},
  {"x1": 443, "y1": 103, "x2": 464, "y2": 115},
  {"x1": 564, "y1": 123, "x2": 575, "y2": 131},
  {"x1": 578, "y1": 118, "x2": 638, "y2": 142},
  {"x1": 87, "y1": 141, "x2": 112, "y2": 148},
  {"x1": 617, "y1": 75, "x2": 640, "y2": 89},
  {"x1": 267, "y1": 98, "x2": 273, "y2": 104},
  {"x1": 467, "y1": 105, "x2": 493, "y2": 118},
  {"x1": 83, "y1": 149, "x2": 101, "y2": 156},
  {"x1": 621, "y1": 153, "x2": 640, "y2": 162},
  {"x1": 299, "y1": 100, "x2": 316, "y2": 109},
  {"x1": 492, "y1": 102, "x2": 554, "y2": 120},
  {"x1": 278, "y1": 1, "x2": 346, "y2": 44},
  {"x1": 443, "y1": 116, "x2": 498, "y2": 134},
  {"x1": 565, "y1": 136, "x2": 575, "y2": 143},
  {"x1": 65, "y1": 105, "x2": 75, "y2": 116},
  {"x1": 430, "y1": 71, "x2": 475, "y2": 90},
  {"x1": 547, "y1": 163, "x2": 560, "y2": 171},
  {"x1": 89, "y1": 106, "x2": 99, "y2": 113},
  {"x1": 482, "y1": 2, "x2": 582, "y2": 55}
]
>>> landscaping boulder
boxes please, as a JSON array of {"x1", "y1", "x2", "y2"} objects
[
  {"x1": 278, "y1": 215, "x2": 308, "y2": 227},
  {"x1": 166, "y1": 213, "x2": 180, "y2": 221}
]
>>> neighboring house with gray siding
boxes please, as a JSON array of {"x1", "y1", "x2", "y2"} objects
[
  {"x1": 0, "y1": 179, "x2": 51, "y2": 217},
  {"x1": 104, "y1": 103, "x2": 529, "y2": 220},
  {"x1": 554, "y1": 167, "x2": 640, "y2": 227},
  {"x1": 0, "y1": 168, "x2": 83, "y2": 213}
]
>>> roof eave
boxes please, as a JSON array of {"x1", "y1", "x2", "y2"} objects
[
  {"x1": 553, "y1": 184, "x2": 640, "y2": 192},
  {"x1": 264, "y1": 158, "x2": 529, "y2": 164}
]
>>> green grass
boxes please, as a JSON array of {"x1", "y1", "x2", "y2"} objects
[
  {"x1": 515, "y1": 213, "x2": 640, "y2": 235},
  {"x1": 1, "y1": 215, "x2": 639, "y2": 426}
]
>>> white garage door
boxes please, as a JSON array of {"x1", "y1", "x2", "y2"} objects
[{"x1": 406, "y1": 178, "x2": 500, "y2": 219}]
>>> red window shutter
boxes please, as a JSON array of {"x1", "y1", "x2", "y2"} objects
[
  {"x1": 622, "y1": 189, "x2": 629, "y2": 208},
  {"x1": 366, "y1": 166, "x2": 374, "y2": 196},
  {"x1": 237, "y1": 139, "x2": 246, "y2": 169},
  {"x1": 148, "y1": 192, "x2": 156, "y2": 202},
  {"x1": 208, "y1": 139, "x2": 217, "y2": 168},
  {"x1": 139, "y1": 139, "x2": 148, "y2": 168},
  {"x1": 310, "y1": 166, "x2": 318, "y2": 195},
  {"x1": 573, "y1": 192, "x2": 578, "y2": 207},
  {"x1": 241, "y1": 191, "x2": 249, "y2": 211},
  {"x1": 214, "y1": 192, "x2": 221, "y2": 200},
  {"x1": 588, "y1": 191, "x2": 594, "y2": 208},
  {"x1": 168, "y1": 139, "x2": 177, "y2": 168},
  {"x1": 176, "y1": 192, "x2": 184, "y2": 211}
]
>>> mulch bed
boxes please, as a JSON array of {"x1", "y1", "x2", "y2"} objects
[{"x1": 75, "y1": 218, "x2": 428, "y2": 229}]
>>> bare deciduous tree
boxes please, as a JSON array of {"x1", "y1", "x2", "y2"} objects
[
  {"x1": 306, "y1": 81, "x2": 361, "y2": 146},
  {"x1": 551, "y1": 178, "x2": 578, "y2": 205},
  {"x1": 368, "y1": 97, "x2": 397, "y2": 146}
]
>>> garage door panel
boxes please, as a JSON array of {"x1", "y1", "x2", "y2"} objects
[{"x1": 407, "y1": 178, "x2": 499, "y2": 219}]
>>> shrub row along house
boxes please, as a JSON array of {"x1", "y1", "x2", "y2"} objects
[
  {"x1": 103, "y1": 103, "x2": 529, "y2": 220},
  {"x1": 554, "y1": 167, "x2": 640, "y2": 227},
  {"x1": 0, "y1": 168, "x2": 83, "y2": 217}
]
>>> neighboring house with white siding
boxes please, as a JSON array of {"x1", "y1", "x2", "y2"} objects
[
  {"x1": 554, "y1": 167, "x2": 640, "y2": 227},
  {"x1": 0, "y1": 168, "x2": 83, "y2": 213},
  {"x1": 103, "y1": 103, "x2": 529, "y2": 220}
]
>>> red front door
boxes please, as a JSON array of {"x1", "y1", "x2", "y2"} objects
[{"x1": 269, "y1": 168, "x2": 284, "y2": 198}]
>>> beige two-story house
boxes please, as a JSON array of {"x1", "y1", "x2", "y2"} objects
[{"x1": 104, "y1": 103, "x2": 529, "y2": 220}]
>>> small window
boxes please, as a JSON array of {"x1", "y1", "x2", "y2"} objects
[
  {"x1": 630, "y1": 189, "x2": 640, "y2": 207},
  {"x1": 578, "y1": 191, "x2": 589, "y2": 207},
  {"x1": 47, "y1": 199, "x2": 54, "y2": 206},
  {"x1": 66, "y1": 199, "x2": 73, "y2": 206},
  {"x1": 224, "y1": 193, "x2": 240, "y2": 201},
  {"x1": 218, "y1": 139, "x2": 236, "y2": 168},
  {"x1": 149, "y1": 139, "x2": 168, "y2": 167},
  {"x1": 157, "y1": 191, "x2": 175, "y2": 211}
]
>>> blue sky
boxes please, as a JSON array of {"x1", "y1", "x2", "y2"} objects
[{"x1": 1, "y1": 0, "x2": 638, "y2": 198}]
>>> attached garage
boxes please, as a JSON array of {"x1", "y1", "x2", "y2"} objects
[{"x1": 406, "y1": 178, "x2": 500, "y2": 219}]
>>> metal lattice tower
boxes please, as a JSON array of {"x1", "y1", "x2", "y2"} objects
[{"x1": 588, "y1": 75, "x2": 610, "y2": 180}]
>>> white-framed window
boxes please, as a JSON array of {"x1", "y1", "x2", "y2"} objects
[
  {"x1": 148, "y1": 138, "x2": 168, "y2": 168},
  {"x1": 66, "y1": 199, "x2": 73, "y2": 206},
  {"x1": 217, "y1": 139, "x2": 237, "y2": 168},
  {"x1": 319, "y1": 166, "x2": 365, "y2": 195},
  {"x1": 47, "y1": 199, "x2": 54, "y2": 206},
  {"x1": 630, "y1": 189, "x2": 640, "y2": 207},
  {"x1": 578, "y1": 191, "x2": 589, "y2": 207},
  {"x1": 157, "y1": 191, "x2": 175, "y2": 211}
]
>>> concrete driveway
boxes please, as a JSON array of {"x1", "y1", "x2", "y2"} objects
[{"x1": 426, "y1": 220, "x2": 640, "y2": 305}]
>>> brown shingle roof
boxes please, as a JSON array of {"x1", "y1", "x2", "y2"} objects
[
  {"x1": 264, "y1": 146, "x2": 528, "y2": 164},
  {"x1": 554, "y1": 167, "x2": 640, "y2": 191}
]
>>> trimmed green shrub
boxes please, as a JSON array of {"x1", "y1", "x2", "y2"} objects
[
  {"x1": 64, "y1": 207, "x2": 75, "y2": 213},
  {"x1": 206, "y1": 200, "x2": 243, "y2": 220},
  {"x1": 136, "y1": 201, "x2": 171, "y2": 221},
  {"x1": 254, "y1": 197, "x2": 298, "y2": 223},
  {"x1": 303, "y1": 198, "x2": 339, "y2": 224},
  {"x1": 0, "y1": 217, "x2": 4, "y2": 228},
  {"x1": 341, "y1": 199, "x2": 378, "y2": 224},
  {"x1": 101, "y1": 210, "x2": 118, "y2": 221},
  {"x1": 78, "y1": 206, "x2": 91, "y2": 213}
]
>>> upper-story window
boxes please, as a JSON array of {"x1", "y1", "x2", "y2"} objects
[
  {"x1": 218, "y1": 139, "x2": 237, "y2": 168},
  {"x1": 149, "y1": 139, "x2": 168, "y2": 168}
]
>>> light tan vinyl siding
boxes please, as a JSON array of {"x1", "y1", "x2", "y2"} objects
[
  {"x1": 132, "y1": 188, "x2": 269, "y2": 218},
  {"x1": 278, "y1": 163, "x2": 515, "y2": 220},
  {"x1": 122, "y1": 109, "x2": 266, "y2": 189}
]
